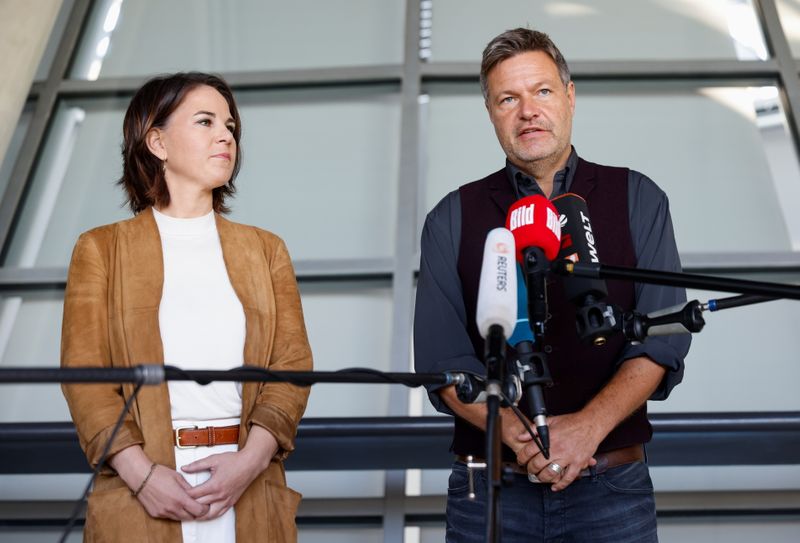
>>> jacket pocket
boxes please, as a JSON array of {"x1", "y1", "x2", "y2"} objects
[
  {"x1": 85, "y1": 485, "x2": 150, "y2": 543},
  {"x1": 264, "y1": 480, "x2": 302, "y2": 542}
]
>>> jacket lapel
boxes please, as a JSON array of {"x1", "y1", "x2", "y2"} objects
[
  {"x1": 215, "y1": 215, "x2": 274, "y2": 421},
  {"x1": 114, "y1": 208, "x2": 174, "y2": 467},
  {"x1": 116, "y1": 207, "x2": 164, "y2": 313},
  {"x1": 215, "y1": 215, "x2": 269, "y2": 314}
]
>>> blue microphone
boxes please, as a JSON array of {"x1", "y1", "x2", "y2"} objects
[
  {"x1": 507, "y1": 263, "x2": 552, "y2": 457},
  {"x1": 508, "y1": 264, "x2": 533, "y2": 346}
]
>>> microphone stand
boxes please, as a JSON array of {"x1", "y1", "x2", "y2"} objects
[
  {"x1": 482, "y1": 323, "x2": 507, "y2": 543},
  {"x1": 555, "y1": 261, "x2": 800, "y2": 301},
  {"x1": 0, "y1": 366, "x2": 465, "y2": 387},
  {"x1": 552, "y1": 261, "x2": 800, "y2": 342}
]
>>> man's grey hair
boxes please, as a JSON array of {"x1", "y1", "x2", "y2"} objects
[{"x1": 480, "y1": 28, "x2": 571, "y2": 101}]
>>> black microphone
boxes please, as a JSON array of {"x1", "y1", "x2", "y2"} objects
[
  {"x1": 508, "y1": 264, "x2": 552, "y2": 457},
  {"x1": 551, "y1": 193, "x2": 617, "y2": 345}
]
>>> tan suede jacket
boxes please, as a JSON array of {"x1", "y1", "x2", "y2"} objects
[{"x1": 61, "y1": 208, "x2": 313, "y2": 542}]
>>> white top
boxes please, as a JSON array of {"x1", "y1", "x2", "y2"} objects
[{"x1": 153, "y1": 208, "x2": 245, "y2": 422}]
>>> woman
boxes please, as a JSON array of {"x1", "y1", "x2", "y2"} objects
[{"x1": 60, "y1": 72, "x2": 313, "y2": 542}]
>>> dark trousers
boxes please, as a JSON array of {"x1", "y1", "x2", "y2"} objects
[{"x1": 445, "y1": 460, "x2": 658, "y2": 543}]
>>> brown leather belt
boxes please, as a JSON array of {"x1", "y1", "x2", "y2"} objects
[
  {"x1": 173, "y1": 424, "x2": 239, "y2": 449},
  {"x1": 457, "y1": 444, "x2": 644, "y2": 480}
]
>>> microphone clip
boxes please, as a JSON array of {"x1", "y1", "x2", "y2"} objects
[
  {"x1": 455, "y1": 372, "x2": 522, "y2": 406},
  {"x1": 574, "y1": 295, "x2": 618, "y2": 346},
  {"x1": 621, "y1": 299, "x2": 706, "y2": 343},
  {"x1": 513, "y1": 341, "x2": 553, "y2": 391}
]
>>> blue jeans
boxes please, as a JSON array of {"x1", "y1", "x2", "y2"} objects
[{"x1": 446, "y1": 460, "x2": 658, "y2": 543}]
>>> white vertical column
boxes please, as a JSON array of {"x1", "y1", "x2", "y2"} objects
[{"x1": 0, "y1": 0, "x2": 62, "y2": 168}]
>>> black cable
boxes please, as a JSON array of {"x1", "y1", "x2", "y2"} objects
[
  {"x1": 165, "y1": 364, "x2": 214, "y2": 385},
  {"x1": 59, "y1": 382, "x2": 144, "y2": 543},
  {"x1": 225, "y1": 365, "x2": 292, "y2": 385},
  {"x1": 442, "y1": 371, "x2": 546, "y2": 455},
  {"x1": 499, "y1": 390, "x2": 547, "y2": 458}
]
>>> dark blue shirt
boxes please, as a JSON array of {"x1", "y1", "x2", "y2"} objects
[{"x1": 414, "y1": 149, "x2": 690, "y2": 414}]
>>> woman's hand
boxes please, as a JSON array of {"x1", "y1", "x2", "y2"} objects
[
  {"x1": 137, "y1": 465, "x2": 211, "y2": 520},
  {"x1": 110, "y1": 445, "x2": 208, "y2": 520},
  {"x1": 182, "y1": 425, "x2": 279, "y2": 520}
]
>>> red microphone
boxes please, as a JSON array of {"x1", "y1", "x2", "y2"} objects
[
  {"x1": 504, "y1": 194, "x2": 560, "y2": 458},
  {"x1": 505, "y1": 195, "x2": 562, "y2": 262}
]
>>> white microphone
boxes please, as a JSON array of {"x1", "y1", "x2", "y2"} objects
[
  {"x1": 476, "y1": 227, "x2": 517, "y2": 340},
  {"x1": 456, "y1": 228, "x2": 518, "y2": 406}
]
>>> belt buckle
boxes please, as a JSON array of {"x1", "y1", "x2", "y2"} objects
[{"x1": 175, "y1": 425, "x2": 199, "y2": 449}]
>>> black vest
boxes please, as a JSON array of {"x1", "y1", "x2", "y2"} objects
[{"x1": 455, "y1": 158, "x2": 649, "y2": 460}]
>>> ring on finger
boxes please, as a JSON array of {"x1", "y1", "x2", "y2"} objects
[{"x1": 547, "y1": 462, "x2": 564, "y2": 475}]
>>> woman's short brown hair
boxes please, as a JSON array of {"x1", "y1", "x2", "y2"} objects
[{"x1": 118, "y1": 72, "x2": 242, "y2": 214}]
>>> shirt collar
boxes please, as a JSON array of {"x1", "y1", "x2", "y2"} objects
[{"x1": 505, "y1": 147, "x2": 579, "y2": 199}]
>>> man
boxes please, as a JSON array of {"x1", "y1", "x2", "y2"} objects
[{"x1": 414, "y1": 28, "x2": 690, "y2": 542}]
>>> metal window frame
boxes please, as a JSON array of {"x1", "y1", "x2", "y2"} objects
[{"x1": 1, "y1": 0, "x2": 800, "y2": 539}]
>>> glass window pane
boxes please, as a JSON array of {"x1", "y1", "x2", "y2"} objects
[
  {"x1": 652, "y1": 464, "x2": 800, "y2": 492},
  {"x1": 298, "y1": 527, "x2": 384, "y2": 542},
  {"x1": 300, "y1": 282, "x2": 393, "y2": 418},
  {"x1": 431, "y1": 0, "x2": 768, "y2": 62},
  {"x1": 3, "y1": 97, "x2": 131, "y2": 268},
  {"x1": 423, "y1": 81, "x2": 800, "y2": 255},
  {"x1": 70, "y1": 0, "x2": 405, "y2": 80},
  {"x1": 0, "y1": 291, "x2": 67, "y2": 423},
  {"x1": 650, "y1": 277, "x2": 800, "y2": 413},
  {"x1": 5, "y1": 86, "x2": 400, "y2": 267},
  {"x1": 288, "y1": 470, "x2": 386, "y2": 499},
  {"x1": 776, "y1": 0, "x2": 800, "y2": 58},
  {"x1": 231, "y1": 87, "x2": 401, "y2": 261},
  {"x1": 419, "y1": 527, "x2": 447, "y2": 542}
]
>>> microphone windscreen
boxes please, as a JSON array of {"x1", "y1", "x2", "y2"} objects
[
  {"x1": 551, "y1": 193, "x2": 608, "y2": 301},
  {"x1": 507, "y1": 263, "x2": 534, "y2": 347},
  {"x1": 505, "y1": 195, "x2": 561, "y2": 262},
  {"x1": 476, "y1": 227, "x2": 517, "y2": 339}
]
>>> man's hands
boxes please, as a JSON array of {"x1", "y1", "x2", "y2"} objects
[
  {"x1": 440, "y1": 385, "x2": 535, "y2": 453},
  {"x1": 439, "y1": 356, "x2": 666, "y2": 492},
  {"x1": 516, "y1": 356, "x2": 667, "y2": 491},
  {"x1": 515, "y1": 411, "x2": 602, "y2": 491},
  {"x1": 440, "y1": 384, "x2": 604, "y2": 492}
]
